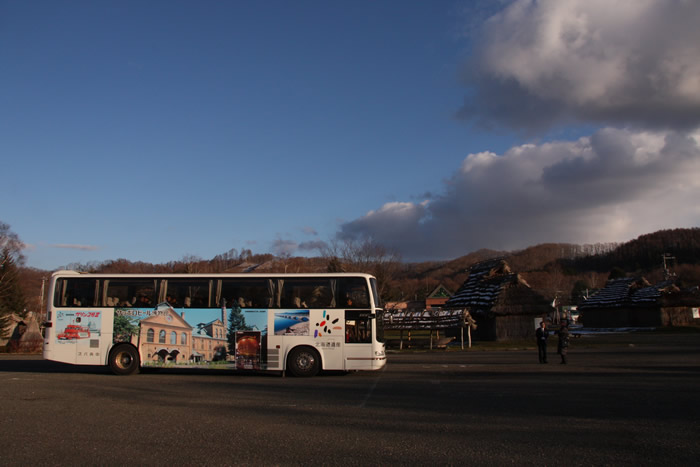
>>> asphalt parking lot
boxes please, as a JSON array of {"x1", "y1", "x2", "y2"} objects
[{"x1": 1, "y1": 332, "x2": 698, "y2": 466}]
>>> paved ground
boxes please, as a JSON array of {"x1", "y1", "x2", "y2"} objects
[{"x1": 1, "y1": 332, "x2": 699, "y2": 466}]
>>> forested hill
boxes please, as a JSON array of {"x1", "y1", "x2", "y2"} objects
[
  {"x1": 387, "y1": 228, "x2": 700, "y2": 303},
  {"x1": 16, "y1": 228, "x2": 700, "y2": 310},
  {"x1": 568, "y1": 228, "x2": 700, "y2": 272}
]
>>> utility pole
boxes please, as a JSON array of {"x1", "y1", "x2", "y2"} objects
[
  {"x1": 40, "y1": 277, "x2": 46, "y2": 319},
  {"x1": 662, "y1": 254, "x2": 676, "y2": 280}
]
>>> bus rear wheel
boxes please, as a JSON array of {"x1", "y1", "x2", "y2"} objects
[
  {"x1": 109, "y1": 344, "x2": 140, "y2": 375},
  {"x1": 287, "y1": 347, "x2": 320, "y2": 377}
]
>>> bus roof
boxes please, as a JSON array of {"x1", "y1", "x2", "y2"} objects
[{"x1": 50, "y1": 270, "x2": 376, "y2": 279}]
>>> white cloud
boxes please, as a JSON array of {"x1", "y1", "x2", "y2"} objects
[
  {"x1": 51, "y1": 244, "x2": 99, "y2": 251},
  {"x1": 458, "y1": 0, "x2": 700, "y2": 131},
  {"x1": 339, "y1": 201, "x2": 430, "y2": 254},
  {"x1": 270, "y1": 236, "x2": 326, "y2": 255},
  {"x1": 271, "y1": 238, "x2": 298, "y2": 256},
  {"x1": 298, "y1": 240, "x2": 327, "y2": 252},
  {"x1": 339, "y1": 1, "x2": 700, "y2": 260},
  {"x1": 338, "y1": 128, "x2": 700, "y2": 260}
]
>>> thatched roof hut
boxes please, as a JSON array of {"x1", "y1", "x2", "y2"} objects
[
  {"x1": 579, "y1": 277, "x2": 700, "y2": 327},
  {"x1": 3, "y1": 312, "x2": 43, "y2": 353},
  {"x1": 444, "y1": 259, "x2": 552, "y2": 340}
]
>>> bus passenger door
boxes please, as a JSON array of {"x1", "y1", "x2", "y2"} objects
[
  {"x1": 344, "y1": 310, "x2": 373, "y2": 370},
  {"x1": 75, "y1": 312, "x2": 105, "y2": 365}
]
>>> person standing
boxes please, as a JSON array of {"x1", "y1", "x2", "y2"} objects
[
  {"x1": 557, "y1": 324, "x2": 570, "y2": 364},
  {"x1": 536, "y1": 320, "x2": 549, "y2": 363}
]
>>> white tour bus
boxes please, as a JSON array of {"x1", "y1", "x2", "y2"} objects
[{"x1": 43, "y1": 271, "x2": 386, "y2": 376}]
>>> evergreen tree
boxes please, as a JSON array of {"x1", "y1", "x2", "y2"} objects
[
  {"x1": 608, "y1": 267, "x2": 627, "y2": 280},
  {"x1": 227, "y1": 303, "x2": 251, "y2": 355},
  {"x1": 0, "y1": 300, "x2": 11, "y2": 340},
  {"x1": 0, "y1": 252, "x2": 26, "y2": 338},
  {"x1": 570, "y1": 280, "x2": 590, "y2": 304},
  {"x1": 1, "y1": 221, "x2": 27, "y2": 339},
  {"x1": 113, "y1": 315, "x2": 140, "y2": 343},
  {"x1": 327, "y1": 256, "x2": 345, "y2": 273}
]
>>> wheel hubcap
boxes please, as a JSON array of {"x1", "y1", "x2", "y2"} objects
[
  {"x1": 117, "y1": 352, "x2": 133, "y2": 369},
  {"x1": 298, "y1": 353, "x2": 313, "y2": 370}
]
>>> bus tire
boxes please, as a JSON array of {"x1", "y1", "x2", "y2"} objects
[
  {"x1": 108, "y1": 344, "x2": 140, "y2": 376},
  {"x1": 287, "y1": 346, "x2": 320, "y2": 377}
]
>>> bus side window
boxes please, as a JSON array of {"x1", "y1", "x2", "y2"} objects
[
  {"x1": 279, "y1": 279, "x2": 333, "y2": 309},
  {"x1": 337, "y1": 278, "x2": 370, "y2": 308},
  {"x1": 54, "y1": 279, "x2": 66, "y2": 307},
  {"x1": 104, "y1": 279, "x2": 157, "y2": 308},
  {"x1": 220, "y1": 279, "x2": 272, "y2": 309},
  {"x1": 59, "y1": 278, "x2": 98, "y2": 308},
  {"x1": 345, "y1": 310, "x2": 372, "y2": 343},
  {"x1": 166, "y1": 280, "x2": 211, "y2": 308}
]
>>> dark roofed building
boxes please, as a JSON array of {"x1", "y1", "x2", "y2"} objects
[
  {"x1": 425, "y1": 284, "x2": 453, "y2": 309},
  {"x1": 579, "y1": 277, "x2": 700, "y2": 327},
  {"x1": 444, "y1": 259, "x2": 553, "y2": 341}
]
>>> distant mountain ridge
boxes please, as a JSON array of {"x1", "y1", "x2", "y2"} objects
[
  {"x1": 17, "y1": 228, "x2": 700, "y2": 309},
  {"x1": 388, "y1": 228, "x2": 700, "y2": 304}
]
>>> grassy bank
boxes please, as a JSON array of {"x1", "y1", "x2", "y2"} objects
[{"x1": 384, "y1": 326, "x2": 700, "y2": 352}]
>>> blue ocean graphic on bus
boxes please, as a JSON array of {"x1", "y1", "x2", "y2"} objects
[{"x1": 274, "y1": 310, "x2": 309, "y2": 336}]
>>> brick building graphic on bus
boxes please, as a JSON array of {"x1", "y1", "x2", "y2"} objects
[
  {"x1": 136, "y1": 305, "x2": 227, "y2": 365},
  {"x1": 191, "y1": 319, "x2": 227, "y2": 362}
]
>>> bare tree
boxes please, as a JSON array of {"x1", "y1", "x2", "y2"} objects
[
  {"x1": 277, "y1": 251, "x2": 292, "y2": 273},
  {"x1": 0, "y1": 222, "x2": 24, "y2": 265},
  {"x1": 326, "y1": 256, "x2": 345, "y2": 273},
  {"x1": 181, "y1": 255, "x2": 203, "y2": 273},
  {"x1": 322, "y1": 238, "x2": 401, "y2": 299}
]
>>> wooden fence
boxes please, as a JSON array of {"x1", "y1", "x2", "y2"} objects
[{"x1": 381, "y1": 308, "x2": 476, "y2": 349}]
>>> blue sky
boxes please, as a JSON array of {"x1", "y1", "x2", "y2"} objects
[{"x1": 2, "y1": 1, "x2": 700, "y2": 270}]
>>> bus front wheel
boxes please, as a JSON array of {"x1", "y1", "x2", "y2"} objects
[
  {"x1": 287, "y1": 347, "x2": 320, "y2": 377},
  {"x1": 109, "y1": 344, "x2": 140, "y2": 375}
]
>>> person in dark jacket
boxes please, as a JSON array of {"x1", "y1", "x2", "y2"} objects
[
  {"x1": 536, "y1": 320, "x2": 549, "y2": 363},
  {"x1": 557, "y1": 324, "x2": 570, "y2": 364}
]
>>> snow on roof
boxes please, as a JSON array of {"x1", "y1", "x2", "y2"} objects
[
  {"x1": 444, "y1": 259, "x2": 519, "y2": 309},
  {"x1": 579, "y1": 278, "x2": 676, "y2": 309}
]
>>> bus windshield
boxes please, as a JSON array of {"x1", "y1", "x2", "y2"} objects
[{"x1": 370, "y1": 278, "x2": 382, "y2": 308}]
